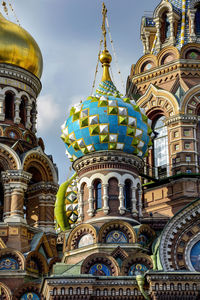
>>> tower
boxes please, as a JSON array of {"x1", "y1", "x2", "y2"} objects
[
  {"x1": 43, "y1": 3, "x2": 154, "y2": 299},
  {"x1": 125, "y1": 0, "x2": 200, "y2": 298},
  {"x1": 0, "y1": 8, "x2": 59, "y2": 299}
]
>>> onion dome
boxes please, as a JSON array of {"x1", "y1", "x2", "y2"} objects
[
  {"x1": 61, "y1": 49, "x2": 152, "y2": 162},
  {"x1": 0, "y1": 13, "x2": 43, "y2": 78}
]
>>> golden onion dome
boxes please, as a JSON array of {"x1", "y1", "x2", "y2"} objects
[{"x1": 0, "y1": 13, "x2": 43, "y2": 78}]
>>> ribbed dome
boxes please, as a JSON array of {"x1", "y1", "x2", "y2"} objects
[
  {"x1": 61, "y1": 79, "x2": 152, "y2": 162},
  {"x1": 0, "y1": 13, "x2": 43, "y2": 78}
]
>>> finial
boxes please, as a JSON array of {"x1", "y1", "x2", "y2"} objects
[
  {"x1": 100, "y1": 2, "x2": 112, "y2": 82},
  {"x1": 102, "y1": 2, "x2": 107, "y2": 51}
]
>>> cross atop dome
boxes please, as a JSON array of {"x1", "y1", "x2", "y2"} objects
[{"x1": 99, "y1": 2, "x2": 112, "y2": 82}]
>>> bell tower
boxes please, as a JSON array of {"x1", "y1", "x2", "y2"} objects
[{"x1": 0, "y1": 4, "x2": 59, "y2": 299}]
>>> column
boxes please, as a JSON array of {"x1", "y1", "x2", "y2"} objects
[
  {"x1": 2, "y1": 184, "x2": 11, "y2": 220},
  {"x1": 2, "y1": 170, "x2": 31, "y2": 223},
  {"x1": 39, "y1": 194, "x2": 46, "y2": 229},
  {"x1": 167, "y1": 12, "x2": 175, "y2": 44},
  {"x1": 118, "y1": 183, "x2": 125, "y2": 215},
  {"x1": 0, "y1": 93, "x2": 5, "y2": 121},
  {"x1": 102, "y1": 183, "x2": 109, "y2": 215},
  {"x1": 44, "y1": 195, "x2": 55, "y2": 232},
  {"x1": 10, "y1": 186, "x2": 24, "y2": 218},
  {"x1": 87, "y1": 185, "x2": 94, "y2": 217},
  {"x1": 138, "y1": 190, "x2": 143, "y2": 218},
  {"x1": 14, "y1": 96, "x2": 21, "y2": 124},
  {"x1": 31, "y1": 103, "x2": 37, "y2": 133},
  {"x1": 25, "y1": 100, "x2": 32, "y2": 129},
  {"x1": 78, "y1": 190, "x2": 84, "y2": 221},
  {"x1": 188, "y1": 9, "x2": 196, "y2": 42},
  {"x1": 131, "y1": 186, "x2": 138, "y2": 216},
  {"x1": 141, "y1": 35, "x2": 147, "y2": 54},
  {"x1": 145, "y1": 32, "x2": 150, "y2": 53},
  {"x1": 155, "y1": 17, "x2": 161, "y2": 50}
]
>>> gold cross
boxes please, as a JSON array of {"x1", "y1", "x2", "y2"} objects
[{"x1": 102, "y1": 2, "x2": 107, "y2": 50}]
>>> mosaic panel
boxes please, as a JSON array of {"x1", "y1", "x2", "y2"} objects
[
  {"x1": 128, "y1": 263, "x2": 148, "y2": 276},
  {"x1": 78, "y1": 234, "x2": 94, "y2": 248},
  {"x1": 106, "y1": 230, "x2": 128, "y2": 244},
  {"x1": 89, "y1": 263, "x2": 111, "y2": 276},
  {"x1": 20, "y1": 292, "x2": 40, "y2": 300},
  {"x1": 0, "y1": 257, "x2": 19, "y2": 270},
  {"x1": 190, "y1": 240, "x2": 200, "y2": 271}
]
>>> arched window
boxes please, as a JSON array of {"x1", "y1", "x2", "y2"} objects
[
  {"x1": 94, "y1": 180, "x2": 102, "y2": 209},
  {"x1": 19, "y1": 97, "x2": 26, "y2": 126},
  {"x1": 108, "y1": 178, "x2": 119, "y2": 211},
  {"x1": 26, "y1": 166, "x2": 43, "y2": 226},
  {"x1": 161, "y1": 11, "x2": 170, "y2": 43},
  {"x1": 5, "y1": 92, "x2": 14, "y2": 120},
  {"x1": 27, "y1": 166, "x2": 43, "y2": 184},
  {"x1": 30, "y1": 101, "x2": 36, "y2": 131},
  {"x1": 153, "y1": 116, "x2": 169, "y2": 178},
  {"x1": 195, "y1": 4, "x2": 200, "y2": 35},
  {"x1": 123, "y1": 180, "x2": 132, "y2": 210},
  {"x1": 53, "y1": 288, "x2": 57, "y2": 295}
]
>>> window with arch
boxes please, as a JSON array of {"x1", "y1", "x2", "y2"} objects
[
  {"x1": 195, "y1": 4, "x2": 200, "y2": 35},
  {"x1": 30, "y1": 101, "x2": 36, "y2": 131},
  {"x1": 123, "y1": 179, "x2": 132, "y2": 210},
  {"x1": 19, "y1": 97, "x2": 26, "y2": 126},
  {"x1": 153, "y1": 115, "x2": 169, "y2": 178},
  {"x1": 108, "y1": 177, "x2": 119, "y2": 210},
  {"x1": 94, "y1": 180, "x2": 102, "y2": 210},
  {"x1": 26, "y1": 166, "x2": 43, "y2": 226},
  {"x1": 5, "y1": 92, "x2": 14, "y2": 120},
  {"x1": 161, "y1": 11, "x2": 171, "y2": 43}
]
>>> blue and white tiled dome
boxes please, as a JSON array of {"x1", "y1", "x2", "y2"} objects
[{"x1": 61, "y1": 79, "x2": 152, "y2": 162}]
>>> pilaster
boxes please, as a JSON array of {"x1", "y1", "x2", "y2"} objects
[
  {"x1": 87, "y1": 185, "x2": 94, "y2": 217},
  {"x1": 14, "y1": 96, "x2": 21, "y2": 124},
  {"x1": 102, "y1": 183, "x2": 109, "y2": 215}
]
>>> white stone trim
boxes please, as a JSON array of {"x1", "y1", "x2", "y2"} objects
[
  {"x1": 159, "y1": 199, "x2": 200, "y2": 270},
  {"x1": 22, "y1": 147, "x2": 58, "y2": 183},
  {"x1": 85, "y1": 216, "x2": 140, "y2": 225},
  {"x1": 0, "y1": 143, "x2": 22, "y2": 169}
]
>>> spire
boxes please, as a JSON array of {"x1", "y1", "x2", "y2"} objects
[{"x1": 99, "y1": 2, "x2": 112, "y2": 82}]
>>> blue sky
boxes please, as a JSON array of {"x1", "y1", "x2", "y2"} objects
[{"x1": 7, "y1": 0, "x2": 159, "y2": 183}]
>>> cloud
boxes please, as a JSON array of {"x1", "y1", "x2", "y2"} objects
[{"x1": 37, "y1": 94, "x2": 61, "y2": 133}]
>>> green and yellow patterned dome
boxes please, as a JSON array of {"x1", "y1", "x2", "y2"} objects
[{"x1": 61, "y1": 50, "x2": 152, "y2": 162}]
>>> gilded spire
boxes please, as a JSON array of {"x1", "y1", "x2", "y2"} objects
[{"x1": 99, "y1": 2, "x2": 112, "y2": 82}]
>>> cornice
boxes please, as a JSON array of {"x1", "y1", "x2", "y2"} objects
[
  {"x1": 73, "y1": 151, "x2": 143, "y2": 175},
  {"x1": 165, "y1": 114, "x2": 200, "y2": 125},
  {"x1": 132, "y1": 59, "x2": 200, "y2": 85},
  {"x1": 0, "y1": 63, "x2": 41, "y2": 97}
]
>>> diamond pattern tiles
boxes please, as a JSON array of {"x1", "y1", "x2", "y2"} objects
[
  {"x1": 61, "y1": 81, "x2": 152, "y2": 162},
  {"x1": 65, "y1": 178, "x2": 78, "y2": 225}
]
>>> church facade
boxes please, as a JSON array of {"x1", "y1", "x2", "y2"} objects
[{"x1": 0, "y1": 0, "x2": 200, "y2": 299}]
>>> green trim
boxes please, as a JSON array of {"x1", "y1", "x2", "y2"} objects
[
  {"x1": 136, "y1": 275, "x2": 150, "y2": 300},
  {"x1": 55, "y1": 173, "x2": 77, "y2": 231}
]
